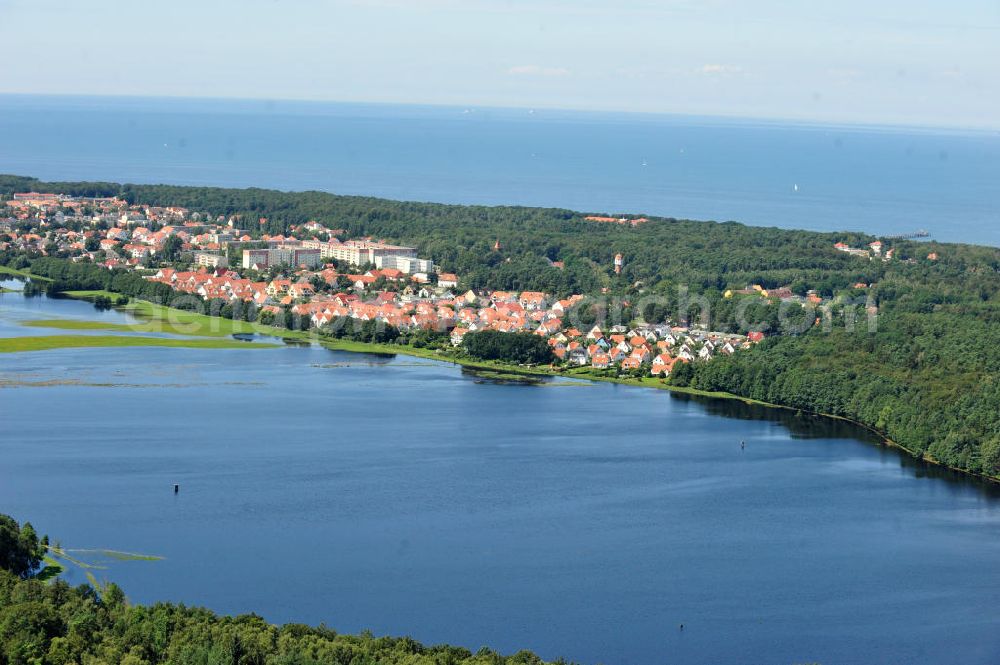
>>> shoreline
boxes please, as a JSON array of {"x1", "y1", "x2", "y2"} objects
[
  {"x1": 8, "y1": 280, "x2": 996, "y2": 486},
  {"x1": 0, "y1": 264, "x2": 54, "y2": 281}
]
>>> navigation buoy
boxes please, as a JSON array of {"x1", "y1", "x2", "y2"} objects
[
  {"x1": 741, "y1": 440, "x2": 745, "y2": 450},
  {"x1": 173, "y1": 484, "x2": 179, "y2": 493}
]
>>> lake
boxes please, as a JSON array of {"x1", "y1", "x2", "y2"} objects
[
  {"x1": 1, "y1": 94, "x2": 998, "y2": 247},
  {"x1": 2, "y1": 289, "x2": 1000, "y2": 665}
]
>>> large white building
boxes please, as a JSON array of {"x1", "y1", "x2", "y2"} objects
[
  {"x1": 375, "y1": 254, "x2": 434, "y2": 274},
  {"x1": 194, "y1": 252, "x2": 228, "y2": 269},
  {"x1": 242, "y1": 246, "x2": 322, "y2": 270},
  {"x1": 302, "y1": 239, "x2": 421, "y2": 268}
]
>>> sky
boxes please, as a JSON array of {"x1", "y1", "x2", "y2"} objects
[{"x1": 2, "y1": 0, "x2": 999, "y2": 129}]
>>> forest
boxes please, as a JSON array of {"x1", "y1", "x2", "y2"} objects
[
  {"x1": 0, "y1": 515, "x2": 557, "y2": 665},
  {"x1": 0, "y1": 174, "x2": 883, "y2": 302},
  {"x1": 462, "y1": 331, "x2": 554, "y2": 365},
  {"x1": 2, "y1": 174, "x2": 999, "y2": 478}
]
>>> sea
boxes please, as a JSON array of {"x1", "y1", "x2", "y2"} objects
[{"x1": 0, "y1": 94, "x2": 998, "y2": 246}]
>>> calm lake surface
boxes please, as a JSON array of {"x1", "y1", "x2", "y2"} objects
[
  {"x1": 1, "y1": 94, "x2": 998, "y2": 246},
  {"x1": 3, "y1": 290, "x2": 1000, "y2": 665}
]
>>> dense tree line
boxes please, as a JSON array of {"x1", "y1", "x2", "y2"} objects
[
  {"x1": 463, "y1": 331, "x2": 554, "y2": 365},
  {"x1": 0, "y1": 515, "x2": 558, "y2": 665},
  {"x1": 0, "y1": 174, "x2": 880, "y2": 301},
  {"x1": 0, "y1": 516, "x2": 47, "y2": 580},
  {"x1": 671, "y1": 310, "x2": 1000, "y2": 476},
  {"x1": 323, "y1": 318, "x2": 401, "y2": 344}
]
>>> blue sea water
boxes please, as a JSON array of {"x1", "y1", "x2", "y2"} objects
[{"x1": 1, "y1": 94, "x2": 998, "y2": 246}]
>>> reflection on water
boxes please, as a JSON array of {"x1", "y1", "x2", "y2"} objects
[
  {"x1": 0, "y1": 288, "x2": 146, "y2": 337},
  {"x1": 460, "y1": 366, "x2": 548, "y2": 386},
  {"x1": 230, "y1": 332, "x2": 317, "y2": 348},
  {"x1": 672, "y1": 393, "x2": 884, "y2": 442},
  {"x1": 327, "y1": 347, "x2": 397, "y2": 362},
  {"x1": 672, "y1": 392, "x2": 1000, "y2": 498}
]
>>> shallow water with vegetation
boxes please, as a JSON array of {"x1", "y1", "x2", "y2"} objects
[{"x1": 2, "y1": 291, "x2": 1000, "y2": 665}]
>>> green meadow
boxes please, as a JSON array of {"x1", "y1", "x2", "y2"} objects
[
  {"x1": 0, "y1": 335, "x2": 278, "y2": 354},
  {"x1": 0, "y1": 265, "x2": 53, "y2": 281},
  {"x1": 63, "y1": 290, "x2": 315, "y2": 340}
]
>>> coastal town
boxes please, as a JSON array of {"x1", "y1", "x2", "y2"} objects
[
  {"x1": 5, "y1": 2, "x2": 1000, "y2": 663},
  {"x1": 1, "y1": 191, "x2": 903, "y2": 375}
]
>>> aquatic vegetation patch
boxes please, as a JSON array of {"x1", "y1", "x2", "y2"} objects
[
  {"x1": 22, "y1": 316, "x2": 251, "y2": 338},
  {"x1": 22, "y1": 319, "x2": 150, "y2": 332},
  {"x1": 0, "y1": 334, "x2": 280, "y2": 354},
  {"x1": 0, "y1": 377, "x2": 267, "y2": 389},
  {"x1": 45, "y1": 545, "x2": 164, "y2": 596},
  {"x1": 67, "y1": 548, "x2": 165, "y2": 563},
  {"x1": 463, "y1": 368, "x2": 548, "y2": 385}
]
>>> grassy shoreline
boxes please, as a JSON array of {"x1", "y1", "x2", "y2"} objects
[
  {"x1": 0, "y1": 265, "x2": 53, "y2": 281},
  {"x1": 32, "y1": 288, "x2": 997, "y2": 485},
  {"x1": 64, "y1": 290, "x2": 318, "y2": 340}
]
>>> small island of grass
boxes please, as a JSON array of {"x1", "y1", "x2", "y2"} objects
[
  {"x1": 64, "y1": 290, "x2": 315, "y2": 339},
  {"x1": 0, "y1": 334, "x2": 279, "y2": 354}
]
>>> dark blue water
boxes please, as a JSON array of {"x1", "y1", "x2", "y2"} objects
[
  {"x1": 2, "y1": 293, "x2": 1000, "y2": 665},
  {"x1": 1, "y1": 95, "x2": 998, "y2": 246}
]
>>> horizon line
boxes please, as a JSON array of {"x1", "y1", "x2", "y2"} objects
[{"x1": 1, "y1": 91, "x2": 998, "y2": 136}]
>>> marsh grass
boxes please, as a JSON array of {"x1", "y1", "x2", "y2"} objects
[
  {"x1": 43, "y1": 545, "x2": 164, "y2": 594},
  {"x1": 0, "y1": 334, "x2": 280, "y2": 354},
  {"x1": 69, "y1": 548, "x2": 165, "y2": 562}
]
